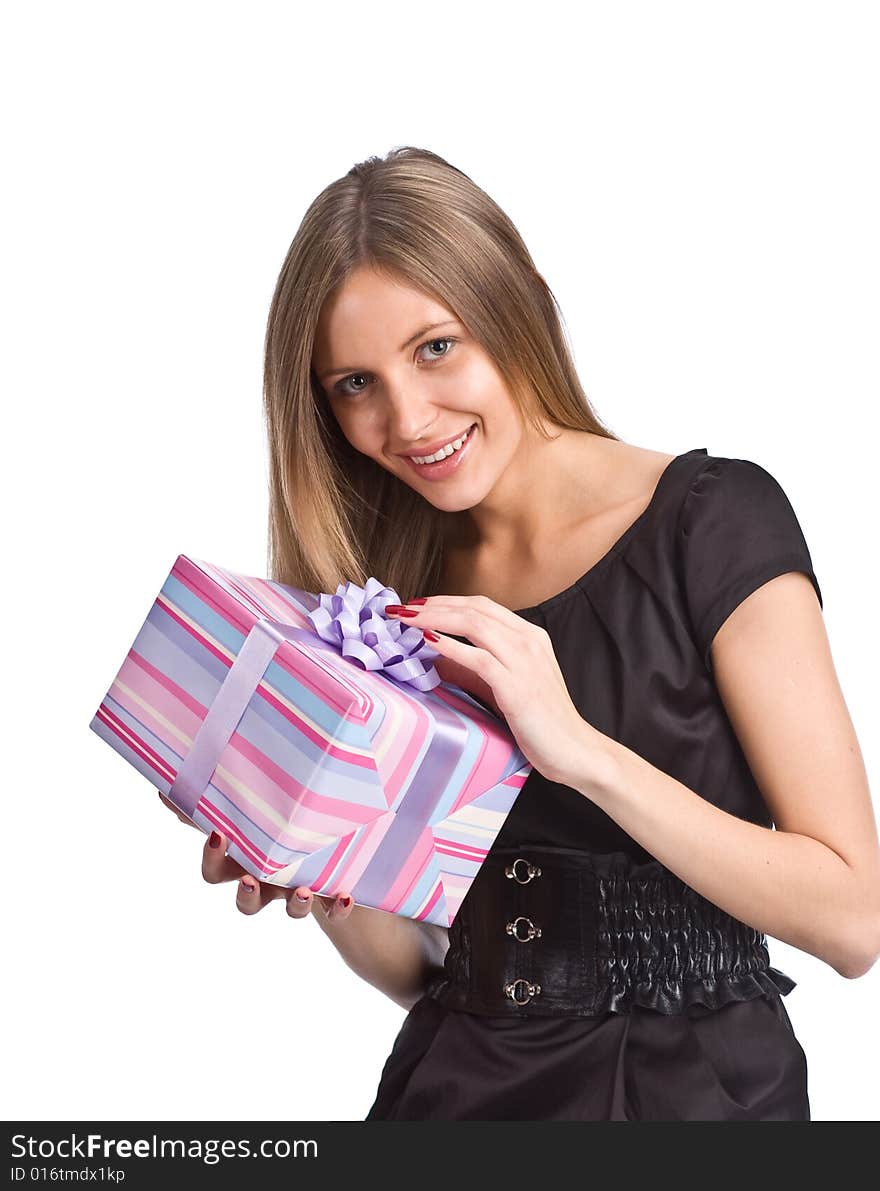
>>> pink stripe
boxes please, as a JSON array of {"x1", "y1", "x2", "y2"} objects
[
  {"x1": 98, "y1": 701, "x2": 176, "y2": 779},
  {"x1": 94, "y1": 706, "x2": 174, "y2": 782},
  {"x1": 200, "y1": 796, "x2": 285, "y2": 876},
  {"x1": 253, "y1": 575, "x2": 312, "y2": 623},
  {"x1": 210, "y1": 732, "x2": 381, "y2": 841},
  {"x1": 504, "y1": 772, "x2": 529, "y2": 788},
  {"x1": 430, "y1": 682, "x2": 502, "y2": 716},
  {"x1": 385, "y1": 825, "x2": 435, "y2": 913},
  {"x1": 434, "y1": 837, "x2": 487, "y2": 858},
  {"x1": 178, "y1": 556, "x2": 382, "y2": 726},
  {"x1": 326, "y1": 811, "x2": 398, "y2": 893},
  {"x1": 431, "y1": 686, "x2": 533, "y2": 794},
  {"x1": 154, "y1": 595, "x2": 235, "y2": 670},
  {"x1": 152, "y1": 598, "x2": 367, "y2": 758},
  {"x1": 416, "y1": 880, "x2": 444, "y2": 922},
  {"x1": 311, "y1": 832, "x2": 358, "y2": 891},
  {"x1": 225, "y1": 569, "x2": 380, "y2": 725},
  {"x1": 254, "y1": 682, "x2": 376, "y2": 768},
  {"x1": 172, "y1": 557, "x2": 252, "y2": 635},
  {"x1": 434, "y1": 841, "x2": 489, "y2": 862},
  {"x1": 203, "y1": 566, "x2": 314, "y2": 647},
  {"x1": 212, "y1": 570, "x2": 274, "y2": 620},
  {"x1": 326, "y1": 809, "x2": 400, "y2": 895},
  {"x1": 446, "y1": 730, "x2": 490, "y2": 815},
  {"x1": 170, "y1": 564, "x2": 366, "y2": 722},
  {"x1": 129, "y1": 644, "x2": 210, "y2": 719},
  {"x1": 378, "y1": 689, "x2": 438, "y2": 807},
  {"x1": 112, "y1": 656, "x2": 205, "y2": 759},
  {"x1": 227, "y1": 572, "x2": 304, "y2": 626},
  {"x1": 445, "y1": 735, "x2": 529, "y2": 816}
]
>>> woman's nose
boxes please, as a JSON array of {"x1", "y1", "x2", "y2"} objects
[{"x1": 385, "y1": 397, "x2": 440, "y2": 445}]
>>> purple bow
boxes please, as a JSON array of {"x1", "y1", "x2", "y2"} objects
[{"x1": 306, "y1": 576, "x2": 441, "y2": 692}]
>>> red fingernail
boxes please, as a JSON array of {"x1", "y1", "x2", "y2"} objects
[
  {"x1": 208, "y1": 831, "x2": 221, "y2": 849},
  {"x1": 395, "y1": 608, "x2": 419, "y2": 617},
  {"x1": 339, "y1": 895, "x2": 352, "y2": 908},
  {"x1": 384, "y1": 604, "x2": 406, "y2": 614},
  {"x1": 240, "y1": 879, "x2": 257, "y2": 893},
  {"x1": 295, "y1": 890, "x2": 311, "y2": 902},
  {"x1": 408, "y1": 598, "x2": 428, "y2": 605},
  {"x1": 424, "y1": 630, "x2": 440, "y2": 642}
]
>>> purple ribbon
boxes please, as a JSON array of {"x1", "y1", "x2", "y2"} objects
[
  {"x1": 306, "y1": 576, "x2": 441, "y2": 693},
  {"x1": 169, "y1": 618, "x2": 288, "y2": 820}
]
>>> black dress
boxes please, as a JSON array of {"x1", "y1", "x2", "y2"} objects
[{"x1": 365, "y1": 447, "x2": 821, "y2": 1121}]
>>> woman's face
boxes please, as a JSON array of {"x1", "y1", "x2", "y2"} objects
[{"x1": 312, "y1": 265, "x2": 527, "y2": 515}]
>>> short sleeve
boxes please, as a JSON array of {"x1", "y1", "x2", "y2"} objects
[{"x1": 677, "y1": 456, "x2": 823, "y2": 673}]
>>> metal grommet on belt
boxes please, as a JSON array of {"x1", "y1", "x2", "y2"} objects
[
  {"x1": 506, "y1": 915, "x2": 542, "y2": 942},
  {"x1": 505, "y1": 857, "x2": 542, "y2": 884},
  {"x1": 504, "y1": 978, "x2": 542, "y2": 1005}
]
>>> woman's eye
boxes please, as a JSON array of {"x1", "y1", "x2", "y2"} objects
[
  {"x1": 335, "y1": 372, "x2": 370, "y2": 397},
  {"x1": 333, "y1": 336, "x2": 457, "y2": 397},
  {"x1": 418, "y1": 336, "x2": 456, "y2": 362}
]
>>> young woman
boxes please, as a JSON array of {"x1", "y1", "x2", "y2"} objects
[{"x1": 165, "y1": 145, "x2": 880, "y2": 1120}]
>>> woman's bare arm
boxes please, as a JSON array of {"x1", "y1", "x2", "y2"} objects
[
  {"x1": 310, "y1": 903, "x2": 449, "y2": 1011},
  {"x1": 558, "y1": 574, "x2": 880, "y2": 978}
]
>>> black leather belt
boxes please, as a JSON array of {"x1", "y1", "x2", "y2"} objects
[{"x1": 424, "y1": 845, "x2": 796, "y2": 1017}]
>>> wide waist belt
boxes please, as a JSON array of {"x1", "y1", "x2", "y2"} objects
[{"x1": 424, "y1": 845, "x2": 796, "y2": 1017}]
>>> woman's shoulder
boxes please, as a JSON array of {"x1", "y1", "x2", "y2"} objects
[
  {"x1": 611, "y1": 442, "x2": 818, "y2": 586},
  {"x1": 636, "y1": 445, "x2": 808, "y2": 535},
  {"x1": 649, "y1": 444, "x2": 820, "y2": 584},
  {"x1": 672, "y1": 448, "x2": 824, "y2": 670},
  {"x1": 676, "y1": 449, "x2": 812, "y2": 536}
]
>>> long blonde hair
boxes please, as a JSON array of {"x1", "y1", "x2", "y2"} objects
[{"x1": 263, "y1": 145, "x2": 618, "y2": 602}]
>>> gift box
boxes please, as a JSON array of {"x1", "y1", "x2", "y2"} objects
[{"x1": 89, "y1": 554, "x2": 532, "y2": 926}]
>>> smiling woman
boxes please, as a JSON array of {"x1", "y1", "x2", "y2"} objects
[
  {"x1": 310, "y1": 263, "x2": 512, "y2": 500},
  {"x1": 263, "y1": 147, "x2": 617, "y2": 602},
  {"x1": 222, "y1": 145, "x2": 878, "y2": 1122}
]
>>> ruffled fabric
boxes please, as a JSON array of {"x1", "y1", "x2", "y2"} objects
[{"x1": 591, "y1": 853, "x2": 797, "y2": 1015}]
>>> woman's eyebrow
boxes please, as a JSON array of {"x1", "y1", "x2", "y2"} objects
[{"x1": 319, "y1": 320, "x2": 459, "y2": 381}]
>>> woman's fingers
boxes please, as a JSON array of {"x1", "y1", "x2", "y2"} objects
[
  {"x1": 283, "y1": 885, "x2": 319, "y2": 920},
  {"x1": 197, "y1": 824, "x2": 356, "y2": 921},
  {"x1": 236, "y1": 880, "x2": 356, "y2": 919},
  {"x1": 306, "y1": 891, "x2": 356, "y2": 922},
  {"x1": 235, "y1": 874, "x2": 285, "y2": 916},
  {"x1": 200, "y1": 830, "x2": 247, "y2": 885},
  {"x1": 158, "y1": 791, "x2": 357, "y2": 921},
  {"x1": 157, "y1": 790, "x2": 200, "y2": 830}
]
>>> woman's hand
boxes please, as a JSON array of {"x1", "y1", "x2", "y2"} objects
[
  {"x1": 156, "y1": 790, "x2": 356, "y2": 921},
  {"x1": 385, "y1": 595, "x2": 605, "y2": 787},
  {"x1": 157, "y1": 790, "x2": 201, "y2": 831}
]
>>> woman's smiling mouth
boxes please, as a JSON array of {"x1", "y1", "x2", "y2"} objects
[{"x1": 401, "y1": 423, "x2": 478, "y2": 479}]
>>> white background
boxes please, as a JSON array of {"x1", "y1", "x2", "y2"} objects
[{"x1": 3, "y1": 1, "x2": 878, "y2": 1122}]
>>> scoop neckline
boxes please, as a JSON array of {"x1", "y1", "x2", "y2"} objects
[{"x1": 512, "y1": 446, "x2": 709, "y2": 616}]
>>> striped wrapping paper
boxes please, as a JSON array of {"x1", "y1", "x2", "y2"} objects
[{"x1": 89, "y1": 554, "x2": 532, "y2": 926}]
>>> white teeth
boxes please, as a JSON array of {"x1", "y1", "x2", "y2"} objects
[{"x1": 410, "y1": 424, "x2": 474, "y2": 465}]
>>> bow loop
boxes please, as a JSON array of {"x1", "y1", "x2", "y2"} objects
[{"x1": 306, "y1": 577, "x2": 441, "y2": 691}]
